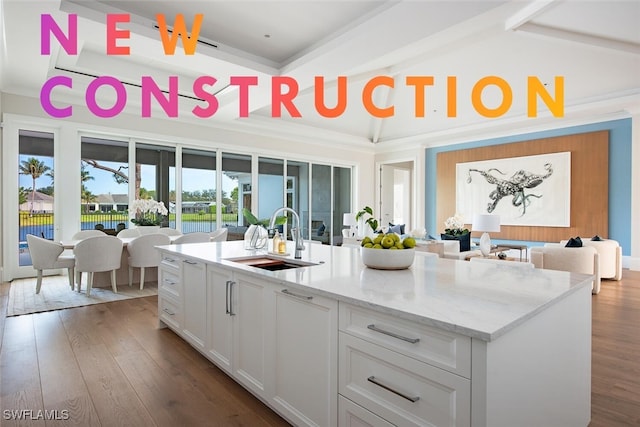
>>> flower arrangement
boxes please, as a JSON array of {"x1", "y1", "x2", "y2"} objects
[
  {"x1": 130, "y1": 198, "x2": 168, "y2": 226},
  {"x1": 444, "y1": 213, "x2": 469, "y2": 236}
]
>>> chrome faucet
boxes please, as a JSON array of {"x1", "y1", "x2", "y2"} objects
[{"x1": 269, "y1": 207, "x2": 305, "y2": 259}]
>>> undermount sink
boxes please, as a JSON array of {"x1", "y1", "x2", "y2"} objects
[{"x1": 225, "y1": 255, "x2": 319, "y2": 271}]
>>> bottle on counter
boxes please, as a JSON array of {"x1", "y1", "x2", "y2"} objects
[
  {"x1": 272, "y1": 230, "x2": 282, "y2": 253},
  {"x1": 278, "y1": 238, "x2": 287, "y2": 254}
]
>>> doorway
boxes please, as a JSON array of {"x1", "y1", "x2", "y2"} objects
[{"x1": 379, "y1": 160, "x2": 414, "y2": 233}]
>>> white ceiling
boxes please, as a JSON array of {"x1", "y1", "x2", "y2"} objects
[{"x1": 1, "y1": 0, "x2": 639, "y2": 150}]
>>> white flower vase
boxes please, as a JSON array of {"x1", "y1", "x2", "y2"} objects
[{"x1": 244, "y1": 224, "x2": 268, "y2": 250}]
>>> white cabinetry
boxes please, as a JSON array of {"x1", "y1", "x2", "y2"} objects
[
  {"x1": 266, "y1": 285, "x2": 338, "y2": 427},
  {"x1": 182, "y1": 258, "x2": 206, "y2": 350},
  {"x1": 158, "y1": 253, "x2": 183, "y2": 331},
  {"x1": 338, "y1": 303, "x2": 471, "y2": 427},
  {"x1": 206, "y1": 265, "x2": 268, "y2": 399}
]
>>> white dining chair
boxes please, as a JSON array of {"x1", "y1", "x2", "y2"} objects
[
  {"x1": 72, "y1": 229, "x2": 104, "y2": 240},
  {"x1": 158, "y1": 227, "x2": 183, "y2": 236},
  {"x1": 174, "y1": 232, "x2": 211, "y2": 244},
  {"x1": 209, "y1": 228, "x2": 228, "y2": 242},
  {"x1": 73, "y1": 235, "x2": 123, "y2": 296},
  {"x1": 127, "y1": 234, "x2": 170, "y2": 290},
  {"x1": 26, "y1": 234, "x2": 75, "y2": 293},
  {"x1": 117, "y1": 228, "x2": 141, "y2": 238}
]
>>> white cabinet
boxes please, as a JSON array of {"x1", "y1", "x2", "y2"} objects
[
  {"x1": 338, "y1": 395, "x2": 393, "y2": 427},
  {"x1": 158, "y1": 253, "x2": 183, "y2": 331},
  {"x1": 182, "y1": 258, "x2": 206, "y2": 350},
  {"x1": 206, "y1": 265, "x2": 268, "y2": 399},
  {"x1": 206, "y1": 265, "x2": 234, "y2": 374},
  {"x1": 266, "y1": 285, "x2": 338, "y2": 427},
  {"x1": 338, "y1": 302, "x2": 471, "y2": 427}
]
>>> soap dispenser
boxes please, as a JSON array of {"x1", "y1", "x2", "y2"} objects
[{"x1": 272, "y1": 230, "x2": 281, "y2": 253}]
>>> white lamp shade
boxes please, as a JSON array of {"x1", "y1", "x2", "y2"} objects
[
  {"x1": 472, "y1": 214, "x2": 501, "y2": 232},
  {"x1": 343, "y1": 213, "x2": 356, "y2": 227}
]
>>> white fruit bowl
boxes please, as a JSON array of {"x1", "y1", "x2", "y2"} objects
[{"x1": 360, "y1": 247, "x2": 415, "y2": 270}]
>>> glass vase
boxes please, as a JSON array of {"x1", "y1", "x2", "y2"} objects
[{"x1": 244, "y1": 224, "x2": 268, "y2": 250}]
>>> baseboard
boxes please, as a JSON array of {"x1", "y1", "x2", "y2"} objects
[{"x1": 622, "y1": 256, "x2": 640, "y2": 271}]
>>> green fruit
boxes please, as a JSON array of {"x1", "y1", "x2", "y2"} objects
[
  {"x1": 381, "y1": 236, "x2": 395, "y2": 249},
  {"x1": 391, "y1": 233, "x2": 401, "y2": 243},
  {"x1": 389, "y1": 246, "x2": 398, "y2": 250},
  {"x1": 372, "y1": 243, "x2": 383, "y2": 249},
  {"x1": 395, "y1": 242, "x2": 404, "y2": 249},
  {"x1": 373, "y1": 235, "x2": 383, "y2": 245},
  {"x1": 361, "y1": 237, "x2": 372, "y2": 246},
  {"x1": 402, "y1": 237, "x2": 416, "y2": 249},
  {"x1": 363, "y1": 242, "x2": 373, "y2": 248}
]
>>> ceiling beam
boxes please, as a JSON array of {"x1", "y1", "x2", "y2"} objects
[
  {"x1": 516, "y1": 23, "x2": 640, "y2": 55},
  {"x1": 504, "y1": 0, "x2": 559, "y2": 31}
]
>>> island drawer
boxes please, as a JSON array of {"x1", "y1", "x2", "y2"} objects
[
  {"x1": 339, "y1": 333, "x2": 470, "y2": 427},
  {"x1": 159, "y1": 296, "x2": 182, "y2": 331},
  {"x1": 159, "y1": 268, "x2": 181, "y2": 300},
  {"x1": 339, "y1": 303, "x2": 471, "y2": 378},
  {"x1": 160, "y1": 254, "x2": 183, "y2": 273},
  {"x1": 338, "y1": 395, "x2": 393, "y2": 426}
]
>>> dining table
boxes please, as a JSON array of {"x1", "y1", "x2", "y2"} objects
[{"x1": 61, "y1": 234, "x2": 183, "y2": 288}]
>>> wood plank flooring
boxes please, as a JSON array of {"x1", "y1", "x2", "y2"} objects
[{"x1": 1, "y1": 271, "x2": 639, "y2": 426}]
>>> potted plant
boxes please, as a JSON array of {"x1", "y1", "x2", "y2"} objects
[
  {"x1": 355, "y1": 206, "x2": 379, "y2": 238},
  {"x1": 130, "y1": 198, "x2": 168, "y2": 233},
  {"x1": 442, "y1": 213, "x2": 471, "y2": 252}
]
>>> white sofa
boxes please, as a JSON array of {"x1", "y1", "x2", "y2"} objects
[
  {"x1": 559, "y1": 239, "x2": 622, "y2": 281},
  {"x1": 531, "y1": 245, "x2": 601, "y2": 294}
]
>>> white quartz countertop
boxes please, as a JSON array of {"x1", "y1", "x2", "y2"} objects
[{"x1": 158, "y1": 240, "x2": 593, "y2": 342}]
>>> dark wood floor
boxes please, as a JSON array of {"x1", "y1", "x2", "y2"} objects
[{"x1": 1, "y1": 271, "x2": 639, "y2": 426}]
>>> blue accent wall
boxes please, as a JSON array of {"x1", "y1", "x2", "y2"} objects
[{"x1": 425, "y1": 118, "x2": 632, "y2": 255}]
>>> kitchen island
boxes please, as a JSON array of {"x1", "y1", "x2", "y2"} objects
[{"x1": 157, "y1": 240, "x2": 593, "y2": 427}]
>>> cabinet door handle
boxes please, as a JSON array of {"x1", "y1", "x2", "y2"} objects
[
  {"x1": 367, "y1": 376, "x2": 420, "y2": 403},
  {"x1": 226, "y1": 280, "x2": 236, "y2": 316},
  {"x1": 282, "y1": 289, "x2": 313, "y2": 300},
  {"x1": 162, "y1": 307, "x2": 175, "y2": 316},
  {"x1": 367, "y1": 324, "x2": 420, "y2": 344},
  {"x1": 163, "y1": 278, "x2": 176, "y2": 286},
  {"x1": 183, "y1": 259, "x2": 197, "y2": 265},
  {"x1": 164, "y1": 257, "x2": 176, "y2": 263}
]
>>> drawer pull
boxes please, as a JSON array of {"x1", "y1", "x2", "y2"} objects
[
  {"x1": 183, "y1": 260, "x2": 197, "y2": 265},
  {"x1": 282, "y1": 289, "x2": 313, "y2": 300},
  {"x1": 163, "y1": 278, "x2": 177, "y2": 285},
  {"x1": 367, "y1": 376, "x2": 420, "y2": 403},
  {"x1": 367, "y1": 324, "x2": 420, "y2": 344},
  {"x1": 162, "y1": 308, "x2": 175, "y2": 316},
  {"x1": 164, "y1": 257, "x2": 176, "y2": 263}
]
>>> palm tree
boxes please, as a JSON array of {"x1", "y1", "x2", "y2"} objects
[
  {"x1": 81, "y1": 187, "x2": 97, "y2": 213},
  {"x1": 19, "y1": 157, "x2": 51, "y2": 214}
]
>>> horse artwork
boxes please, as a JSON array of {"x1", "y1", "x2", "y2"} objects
[
  {"x1": 466, "y1": 163, "x2": 554, "y2": 216},
  {"x1": 455, "y1": 152, "x2": 570, "y2": 227}
]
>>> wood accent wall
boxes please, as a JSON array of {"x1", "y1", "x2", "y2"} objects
[{"x1": 436, "y1": 131, "x2": 609, "y2": 242}]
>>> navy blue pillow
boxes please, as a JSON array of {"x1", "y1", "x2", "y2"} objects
[
  {"x1": 565, "y1": 237, "x2": 583, "y2": 247},
  {"x1": 317, "y1": 223, "x2": 326, "y2": 236},
  {"x1": 591, "y1": 235, "x2": 603, "y2": 241}
]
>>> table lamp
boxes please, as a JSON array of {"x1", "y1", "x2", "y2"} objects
[
  {"x1": 472, "y1": 214, "x2": 500, "y2": 257},
  {"x1": 343, "y1": 213, "x2": 356, "y2": 238}
]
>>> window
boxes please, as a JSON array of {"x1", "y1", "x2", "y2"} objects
[
  {"x1": 81, "y1": 137, "x2": 129, "y2": 233},
  {"x1": 18, "y1": 130, "x2": 54, "y2": 265}
]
